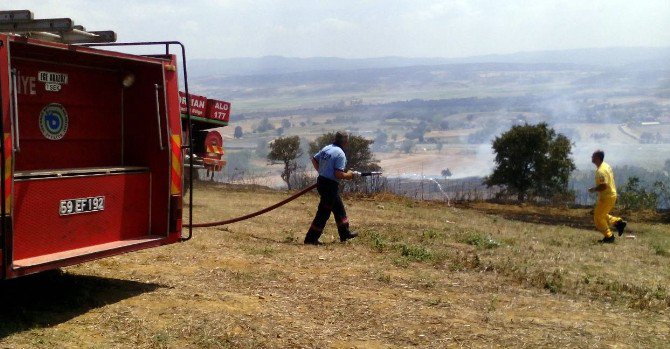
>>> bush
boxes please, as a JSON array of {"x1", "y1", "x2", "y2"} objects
[{"x1": 619, "y1": 177, "x2": 658, "y2": 211}]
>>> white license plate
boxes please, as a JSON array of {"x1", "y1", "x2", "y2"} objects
[{"x1": 59, "y1": 196, "x2": 105, "y2": 216}]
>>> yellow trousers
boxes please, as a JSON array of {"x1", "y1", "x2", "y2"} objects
[{"x1": 594, "y1": 195, "x2": 621, "y2": 238}]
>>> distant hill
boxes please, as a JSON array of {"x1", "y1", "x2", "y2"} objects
[
  {"x1": 189, "y1": 47, "x2": 670, "y2": 77},
  {"x1": 450, "y1": 47, "x2": 670, "y2": 68},
  {"x1": 190, "y1": 62, "x2": 593, "y2": 101},
  {"x1": 188, "y1": 56, "x2": 454, "y2": 78}
]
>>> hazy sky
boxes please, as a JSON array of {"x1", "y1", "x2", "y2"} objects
[{"x1": 7, "y1": 0, "x2": 670, "y2": 59}]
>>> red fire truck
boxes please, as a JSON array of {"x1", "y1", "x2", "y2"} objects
[{"x1": 0, "y1": 10, "x2": 229, "y2": 278}]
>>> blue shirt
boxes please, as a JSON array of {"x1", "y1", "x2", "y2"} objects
[{"x1": 314, "y1": 144, "x2": 346, "y2": 182}]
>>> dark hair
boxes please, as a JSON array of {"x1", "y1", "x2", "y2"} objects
[
  {"x1": 334, "y1": 131, "x2": 348, "y2": 146},
  {"x1": 593, "y1": 150, "x2": 605, "y2": 161}
]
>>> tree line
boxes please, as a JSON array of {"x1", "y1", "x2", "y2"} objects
[{"x1": 263, "y1": 123, "x2": 669, "y2": 212}]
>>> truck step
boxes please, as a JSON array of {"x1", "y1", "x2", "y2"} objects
[{"x1": 12, "y1": 235, "x2": 165, "y2": 270}]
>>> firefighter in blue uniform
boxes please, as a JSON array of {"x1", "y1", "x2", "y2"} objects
[{"x1": 304, "y1": 131, "x2": 360, "y2": 245}]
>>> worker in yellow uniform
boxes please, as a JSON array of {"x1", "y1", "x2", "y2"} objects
[{"x1": 588, "y1": 150, "x2": 627, "y2": 243}]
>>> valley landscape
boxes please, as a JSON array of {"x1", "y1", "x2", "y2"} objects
[{"x1": 194, "y1": 48, "x2": 670, "y2": 200}]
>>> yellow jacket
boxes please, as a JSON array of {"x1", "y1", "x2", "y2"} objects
[{"x1": 595, "y1": 162, "x2": 617, "y2": 198}]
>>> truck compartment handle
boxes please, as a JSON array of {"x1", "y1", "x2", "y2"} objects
[
  {"x1": 10, "y1": 69, "x2": 20, "y2": 152},
  {"x1": 154, "y1": 84, "x2": 164, "y2": 150}
]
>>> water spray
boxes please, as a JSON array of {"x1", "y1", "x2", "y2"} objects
[{"x1": 428, "y1": 178, "x2": 452, "y2": 206}]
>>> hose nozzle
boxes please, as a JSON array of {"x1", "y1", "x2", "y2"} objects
[{"x1": 361, "y1": 171, "x2": 383, "y2": 177}]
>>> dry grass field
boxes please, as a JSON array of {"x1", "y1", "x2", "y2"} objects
[{"x1": 0, "y1": 182, "x2": 669, "y2": 348}]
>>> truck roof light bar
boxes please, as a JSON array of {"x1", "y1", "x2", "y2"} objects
[
  {"x1": 0, "y1": 10, "x2": 33, "y2": 22},
  {"x1": 0, "y1": 10, "x2": 116, "y2": 44},
  {"x1": 0, "y1": 17, "x2": 74, "y2": 32}
]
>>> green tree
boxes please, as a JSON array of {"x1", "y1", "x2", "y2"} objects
[
  {"x1": 373, "y1": 130, "x2": 388, "y2": 151},
  {"x1": 233, "y1": 125, "x2": 243, "y2": 139},
  {"x1": 255, "y1": 118, "x2": 275, "y2": 133},
  {"x1": 405, "y1": 121, "x2": 428, "y2": 142},
  {"x1": 439, "y1": 119, "x2": 450, "y2": 130},
  {"x1": 268, "y1": 136, "x2": 303, "y2": 190},
  {"x1": 485, "y1": 123, "x2": 575, "y2": 202},
  {"x1": 400, "y1": 140, "x2": 415, "y2": 154},
  {"x1": 309, "y1": 132, "x2": 380, "y2": 172}
]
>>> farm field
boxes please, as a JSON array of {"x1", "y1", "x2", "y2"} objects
[
  {"x1": 0, "y1": 182, "x2": 668, "y2": 348},
  {"x1": 218, "y1": 137, "x2": 670, "y2": 186}
]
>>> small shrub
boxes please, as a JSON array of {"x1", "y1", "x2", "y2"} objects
[
  {"x1": 392, "y1": 258, "x2": 410, "y2": 268},
  {"x1": 448, "y1": 261, "x2": 464, "y2": 271},
  {"x1": 426, "y1": 298, "x2": 442, "y2": 307},
  {"x1": 460, "y1": 233, "x2": 501, "y2": 249},
  {"x1": 619, "y1": 177, "x2": 658, "y2": 211},
  {"x1": 377, "y1": 273, "x2": 392, "y2": 284},
  {"x1": 542, "y1": 269, "x2": 564, "y2": 294},
  {"x1": 281, "y1": 229, "x2": 297, "y2": 243},
  {"x1": 399, "y1": 244, "x2": 432, "y2": 262},
  {"x1": 422, "y1": 229, "x2": 440, "y2": 240},
  {"x1": 151, "y1": 330, "x2": 171, "y2": 347},
  {"x1": 650, "y1": 242, "x2": 670, "y2": 257},
  {"x1": 369, "y1": 232, "x2": 387, "y2": 252},
  {"x1": 487, "y1": 295, "x2": 499, "y2": 312},
  {"x1": 443, "y1": 250, "x2": 481, "y2": 271}
]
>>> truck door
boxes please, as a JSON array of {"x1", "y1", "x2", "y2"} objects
[{"x1": 5, "y1": 38, "x2": 174, "y2": 277}]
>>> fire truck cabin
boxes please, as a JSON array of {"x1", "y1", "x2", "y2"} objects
[{"x1": 179, "y1": 92, "x2": 230, "y2": 180}]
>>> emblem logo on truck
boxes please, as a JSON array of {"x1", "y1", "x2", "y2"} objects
[{"x1": 39, "y1": 103, "x2": 69, "y2": 140}]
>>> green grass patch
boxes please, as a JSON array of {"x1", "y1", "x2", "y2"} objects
[
  {"x1": 250, "y1": 245, "x2": 275, "y2": 256},
  {"x1": 398, "y1": 244, "x2": 433, "y2": 262},
  {"x1": 459, "y1": 232, "x2": 502, "y2": 249},
  {"x1": 650, "y1": 242, "x2": 670, "y2": 257},
  {"x1": 421, "y1": 229, "x2": 441, "y2": 240},
  {"x1": 392, "y1": 258, "x2": 410, "y2": 268},
  {"x1": 368, "y1": 232, "x2": 387, "y2": 252}
]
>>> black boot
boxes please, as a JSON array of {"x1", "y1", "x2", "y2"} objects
[
  {"x1": 615, "y1": 219, "x2": 627, "y2": 236},
  {"x1": 598, "y1": 235, "x2": 615, "y2": 244},
  {"x1": 339, "y1": 231, "x2": 358, "y2": 242},
  {"x1": 304, "y1": 230, "x2": 323, "y2": 245}
]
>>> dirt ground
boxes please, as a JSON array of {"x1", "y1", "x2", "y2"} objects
[{"x1": 0, "y1": 182, "x2": 668, "y2": 348}]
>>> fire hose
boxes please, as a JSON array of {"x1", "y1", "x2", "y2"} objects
[{"x1": 187, "y1": 172, "x2": 381, "y2": 228}]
